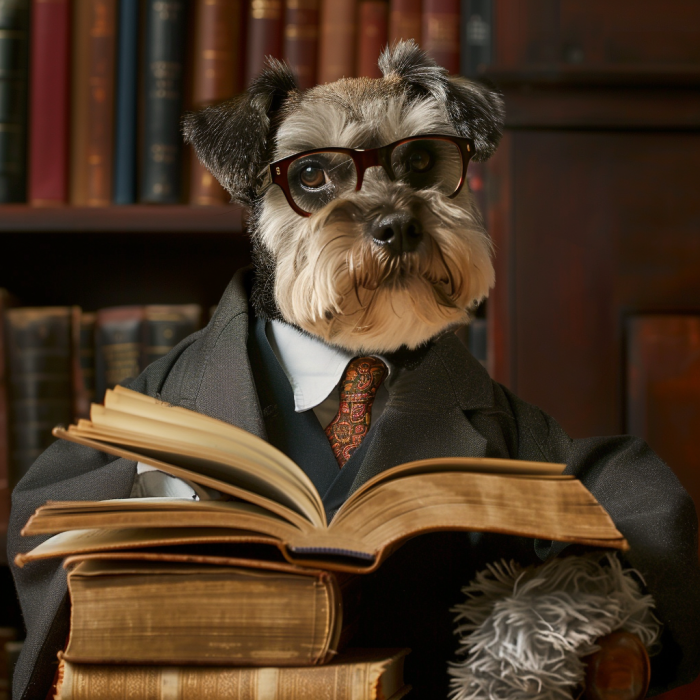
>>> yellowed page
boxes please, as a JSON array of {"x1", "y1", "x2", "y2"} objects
[
  {"x1": 106, "y1": 387, "x2": 321, "y2": 508},
  {"x1": 15, "y1": 527, "x2": 280, "y2": 568},
  {"x1": 87, "y1": 403, "x2": 324, "y2": 526}
]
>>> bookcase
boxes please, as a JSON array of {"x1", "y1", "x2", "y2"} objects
[{"x1": 483, "y1": 3, "x2": 700, "y2": 698}]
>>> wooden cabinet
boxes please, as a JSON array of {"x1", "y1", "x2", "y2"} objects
[{"x1": 484, "y1": 3, "x2": 700, "y2": 697}]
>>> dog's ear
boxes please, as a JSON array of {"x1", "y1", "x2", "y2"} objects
[
  {"x1": 182, "y1": 59, "x2": 298, "y2": 205},
  {"x1": 379, "y1": 40, "x2": 504, "y2": 161}
]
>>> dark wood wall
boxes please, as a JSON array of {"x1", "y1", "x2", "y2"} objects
[{"x1": 484, "y1": 3, "x2": 700, "y2": 696}]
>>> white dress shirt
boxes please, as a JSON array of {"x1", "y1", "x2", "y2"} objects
[{"x1": 132, "y1": 319, "x2": 393, "y2": 498}]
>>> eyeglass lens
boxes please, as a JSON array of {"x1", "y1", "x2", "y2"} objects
[{"x1": 286, "y1": 138, "x2": 464, "y2": 214}]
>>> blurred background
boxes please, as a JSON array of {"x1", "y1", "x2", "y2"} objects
[{"x1": 1, "y1": 0, "x2": 700, "y2": 697}]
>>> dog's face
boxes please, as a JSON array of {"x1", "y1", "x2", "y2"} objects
[{"x1": 184, "y1": 42, "x2": 504, "y2": 354}]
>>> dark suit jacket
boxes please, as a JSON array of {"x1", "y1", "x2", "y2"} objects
[{"x1": 8, "y1": 269, "x2": 700, "y2": 699}]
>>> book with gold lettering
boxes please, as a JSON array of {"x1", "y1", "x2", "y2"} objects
[
  {"x1": 53, "y1": 648, "x2": 411, "y2": 700},
  {"x1": 17, "y1": 386, "x2": 627, "y2": 571}
]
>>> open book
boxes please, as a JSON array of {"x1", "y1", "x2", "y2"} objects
[{"x1": 17, "y1": 386, "x2": 627, "y2": 572}]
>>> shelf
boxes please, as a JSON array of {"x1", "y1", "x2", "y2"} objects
[{"x1": 0, "y1": 205, "x2": 244, "y2": 233}]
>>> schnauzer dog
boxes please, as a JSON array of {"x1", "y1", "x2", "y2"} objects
[
  {"x1": 183, "y1": 40, "x2": 500, "y2": 354},
  {"x1": 181, "y1": 41, "x2": 670, "y2": 700}
]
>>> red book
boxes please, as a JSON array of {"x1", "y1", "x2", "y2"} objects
[
  {"x1": 389, "y1": 0, "x2": 421, "y2": 44},
  {"x1": 422, "y1": 0, "x2": 459, "y2": 73},
  {"x1": 318, "y1": 0, "x2": 356, "y2": 83},
  {"x1": 356, "y1": 0, "x2": 388, "y2": 78},
  {"x1": 28, "y1": 0, "x2": 71, "y2": 205},
  {"x1": 189, "y1": 0, "x2": 243, "y2": 205},
  {"x1": 245, "y1": 0, "x2": 284, "y2": 86},
  {"x1": 283, "y1": 0, "x2": 320, "y2": 89}
]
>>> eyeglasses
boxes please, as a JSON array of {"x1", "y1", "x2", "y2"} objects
[{"x1": 257, "y1": 134, "x2": 475, "y2": 217}]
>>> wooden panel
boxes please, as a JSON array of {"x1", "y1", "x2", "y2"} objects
[
  {"x1": 489, "y1": 131, "x2": 700, "y2": 438},
  {"x1": 492, "y1": 0, "x2": 700, "y2": 71},
  {"x1": 626, "y1": 315, "x2": 700, "y2": 512}
]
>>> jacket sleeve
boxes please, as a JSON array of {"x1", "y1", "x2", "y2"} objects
[{"x1": 499, "y1": 382, "x2": 700, "y2": 695}]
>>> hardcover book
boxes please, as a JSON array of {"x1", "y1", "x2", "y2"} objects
[
  {"x1": 28, "y1": 0, "x2": 70, "y2": 205},
  {"x1": 70, "y1": 0, "x2": 118, "y2": 206},
  {"x1": 189, "y1": 0, "x2": 243, "y2": 205},
  {"x1": 62, "y1": 552, "x2": 358, "y2": 666},
  {"x1": 283, "y1": 0, "x2": 319, "y2": 90},
  {"x1": 0, "y1": 0, "x2": 29, "y2": 203},
  {"x1": 422, "y1": 0, "x2": 460, "y2": 73},
  {"x1": 17, "y1": 386, "x2": 628, "y2": 570},
  {"x1": 317, "y1": 0, "x2": 356, "y2": 83},
  {"x1": 245, "y1": 0, "x2": 284, "y2": 86},
  {"x1": 53, "y1": 648, "x2": 410, "y2": 700},
  {"x1": 5, "y1": 307, "x2": 75, "y2": 488},
  {"x1": 140, "y1": 0, "x2": 188, "y2": 203}
]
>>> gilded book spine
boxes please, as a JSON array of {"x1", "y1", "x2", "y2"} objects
[
  {"x1": 422, "y1": 0, "x2": 460, "y2": 73},
  {"x1": 189, "y1": 0, "x2": 242, "y2": 205},
  {"x1": 140, "y1": 0, "x2": 188, "y2": 203},
  {"x1": 56, "y1": 653, "x2": 409, "y2": 700},
  {"x1": 317, "y1": 0, "x2": 356, "y2": 83},
  {"x1": 283, "y1": 0, "x2": 319, "y2": 90},
  {"x1": 245, "y1": 0, "x2": 284, "y2": 86},
  {"x1": 70, "y1": 0, "x2": 118, "y2": 206}
]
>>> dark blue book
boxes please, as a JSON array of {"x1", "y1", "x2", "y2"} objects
[
  {"x1": 140, "y1": 0, "x2": 188, "y2": 204},
  {"x1": 0, "y1": 0, "x2": 29, "y2": 203},
  {"x1": 113, "y1": 0, "x2": 140, "y2": 204},
  {"x1": 460, "y1": 0, "x2": 493, "y2": 77}
]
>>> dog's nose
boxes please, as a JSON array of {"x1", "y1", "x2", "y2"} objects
[{"x1": 371, "y1": 212, "x2": 423, "y2": 254}]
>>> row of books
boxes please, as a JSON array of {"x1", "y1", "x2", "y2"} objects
[
  {"x1": 0, "y1": 0, "x2": 493, "y2": 207},
  {"x1": 0, "y1": 292, "x2": 206, "y2": 531}
]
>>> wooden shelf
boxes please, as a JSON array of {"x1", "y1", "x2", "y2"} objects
[{"x1": 0, "y1": 205, "x2": 244, "y2": 233}]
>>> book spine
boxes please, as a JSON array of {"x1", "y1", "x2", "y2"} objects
[
  {"x1": 389, "y1": 0, "x2": 421, "y2": 44},
  {"x1": 356, "y1": 0, "x2": 388, "y2": 79},
  {"x1": 140, "y1": 0, "x2": 188, "y2": 203},
  {"x1": 5, "y1": 308, "x2": 74, "y2": 488},
  {"x1": 0, "y1": 0, "x2": 29, "y2": 203},
  {"x1": 141, "y1": 305, "x2": 201, "y2": 368},
  {"x1": 244, "y1": 0, "x2": 284, "y2": 86},
  {"x1": 460, "y1": 0, "x2": 492, "y2": 77},
  {"x1": 283, "y1": 0, "x2": 319, "y2": 90},
  {"x1": 72, "y1": 310, "x2": 96, "y2": 420},
  {"x1": 113, "y1": 0, "x2": 140, "y2": 205},
  {"x1": 70, "y1": 0, "x2": 118, "y2": 206},
  {"x1": 189, "y1": 0, "x2": 242, "y2": 206},
  {"x1": 317, "y1": 0, "x2": 356, "y2": 83},
  {"x1": 94, "y1": 307, "x2": 145, "y2": 403},
  {"x1": 422, "y1": 0, "x2": 460, "y2": 73},
  {"x1": 56, "y1": 658, "x2": 400, "y2": 700},
  {"x1": 28, "y1": 0, "x2": 71, "y2": 205}
]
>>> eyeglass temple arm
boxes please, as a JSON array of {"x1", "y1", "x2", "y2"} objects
[{"x1": 256, "y1": 166, "x2": 273, "y2": 196}]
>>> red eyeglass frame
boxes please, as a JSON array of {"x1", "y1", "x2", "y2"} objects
[{"x1": 257, "y1": 134, "x2": 475, "y2": 217}]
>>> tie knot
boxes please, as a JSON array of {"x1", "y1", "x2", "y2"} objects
[{"x1": 339, "y1": 356, "x2": 388, "y2": 403}]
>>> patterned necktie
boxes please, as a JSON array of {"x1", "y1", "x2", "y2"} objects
[{"x1": 325, "y1": 356, "x2": 388, "y2": 468}]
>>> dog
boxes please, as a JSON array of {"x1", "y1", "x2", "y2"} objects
[
  {"x1": 183, "y1": 40, "x2": 498, "y2": 355},
  {"x1": 179, "y1": 41, "x2": 695, "y2": 700}
]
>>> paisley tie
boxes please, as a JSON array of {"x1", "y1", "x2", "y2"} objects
[{"x1": 325, "y1": 356, "x2": 388, "y2": 468}]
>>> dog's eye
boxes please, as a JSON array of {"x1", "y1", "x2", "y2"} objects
[
  {"x1": 299, "y1": 166, "x2": 326, "y2": 189},
  {"x1": 408, "y1": 149, "x2": 433, "y2": 173}
]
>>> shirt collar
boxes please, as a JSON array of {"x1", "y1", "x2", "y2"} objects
[{"x1": 266, "y1": 319, "x2": 393, "y2": 413}]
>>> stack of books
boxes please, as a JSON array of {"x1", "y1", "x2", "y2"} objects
[
  {"x1": 16, "y1": 386, "x2": 628, "y2": 698},
  {"x1": 51, "y1": 552, "x2": 409, "y2": 699}
]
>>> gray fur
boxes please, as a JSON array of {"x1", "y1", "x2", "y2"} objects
[{"x1": 449, "y1": 553, "x2": 662, "y2": 700}]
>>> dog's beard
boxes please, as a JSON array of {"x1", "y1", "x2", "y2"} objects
[{"x1": 258, "y1": 186, "x2": 495, "y2": 354}]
